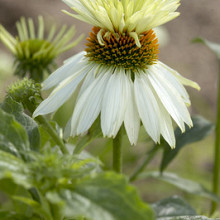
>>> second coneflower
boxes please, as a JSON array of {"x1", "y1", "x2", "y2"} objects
[
  {"x1": 0, "y1": 16, "x2": 83, "y2": 82},
  {"x1": 33, "y1": 0, "x2": 200, "y2": 148}
]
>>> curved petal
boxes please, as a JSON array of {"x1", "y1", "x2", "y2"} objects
[
  {"x1": 76, "y1": 64, "x2": 102, "y2": 101},
  {"x1": 124, "y1": 72, "x2": 140, "y2": 145},
  {"x1": 33, "y1": 65, "x2": 89, "y2": 117},
  {"x1": 42, "y1": 51, "x2": 87, "y2": 90},
  {"x1": 157, "y1": 98, "x2": 175, "y2": 148},
  {"x1": 101, "y1": 69, "x2": 129, "y2": 138},
  {"x1": 147, "y1": 66, "x2": 192, "y2": 132},
  {"x1": 70, "y1": 67, "x2": 112, "y2": 136},
  {"x1": 158, "y1": 61, "x2": 200, "y2": 91},
  {"x1": 154, "y1": 62, "x2": 191, "y2": 105},
  {"x1": 134, "y1": 73, "x2": 160, "y2": 143}
]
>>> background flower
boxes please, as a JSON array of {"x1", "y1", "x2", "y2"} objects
[{"x1": 0, "y1": 16, "x2": 83, "y2": 82}]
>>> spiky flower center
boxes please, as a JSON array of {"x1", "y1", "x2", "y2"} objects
[
  {"x1": 16, "y1": 39, "x2": 55, "y2": 62},
  {"x1": 85, "y1": 27, "x2": 159, "y2": 70},
  {"x1": 14, "y1": 39, "x2": 55, "y2": 82}
]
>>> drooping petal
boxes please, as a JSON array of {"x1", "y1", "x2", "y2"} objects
[
  {"x1": 159, "y1": 104, "x2": 176, "y2": 149},
  {"x1": 101, "y1": 68, "x2": 129, "y2": 138},
  {"x1": 76, "y1": 64, "x2": 102, "y2": 101},
  {"x1": 154, "y1": 62, "x2": 191, "y2": 105},
  {"x1": 147, "y1": 66, "x2": 192, "y2": 132},
  {"x1": 42, "y1": 51, "x2": 87, "y2": 90},
  {"x1": 70, "y1": 66, "x2": 112, "y2": 136},
  {"x1": 124, "y1": 72, "x2": 140, "y2": 145},
  {"x1": 33, "y1": 66, "x2": 89, "y2": 117},
  {"x1": 153, "y1": 94, "x2": 175, "y2": 148},
  {"x1": 158, "y1": 61, "x2": 200, "y2": 91},
  {"x1": 142, "y1": 70, "x2": 175, "y2": 147},
  {"x1": 134, "y1": 72, "x2": 161, "y2": 143}
]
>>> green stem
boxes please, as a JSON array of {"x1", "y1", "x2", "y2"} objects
[
  {"x1": 36, "y1": 115, "x2": 69, "y2": 154},
  {"x1": 27, "y1": 102, "x2": 68, "y2": 155},
  {"x1": 130, "y1": 145, "x2": 159, "y2": 182},
  {"x1": 50, "y1": 203, "x2": 62, "y2": 220},
  {"x1": 113, "y1": 129, "x2": 123, "y2": 173},
  {"x1": 210, "y1": 60, "x2": 220, "y2": 214}
]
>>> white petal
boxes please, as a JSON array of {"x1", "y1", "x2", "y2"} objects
[
  {"x1": 33, "y1": 66, "x2": 88, "y2": 117},
  {"x1": 101, "y1": 69, "x2": 129, "y2": 138},
  {"x1": 158, "y1": 100, "x2": 175, "y2": 148},
  {"x1": 71, "y1": 67, "x2": 112, "y2": 136},
  {"x1": 143, "y1": 75, "x2": 176, "y2": 148},
  {"x1": 158, "y1": 61, "x2": 200, "y2": 91},
  {"x1": 42, "y1": 51, "x2": 86, "y2": 90},
  {"x1": 154, "y1": 62, "x2": 191, "y2": 105},
  {"x1": 77, "y1": 64, "x2": 102, "y2": 101},
  {"x1": 63, "y1": 51, "x2": 86, "y2": 64},
  {"x1": 124, "y1": 73, "x2": 140, "y2": 145},
  {"x1": 147, "y1": 66, "x2": 192, "y2": 132},
  {"x1": 134, "y1": 73, "x2": 160, "y2": 143}
]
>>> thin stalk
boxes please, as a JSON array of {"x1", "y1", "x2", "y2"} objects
[
  {"x1": 50, "y1": 203, "x2": 62, "y2": 220},
  {"x1": 36, "y1": 115, "x2": 69, "y2": 154},
  {"x1": 210, "y1": 60, "x2": 220, "y2": 214},
  {"x1": 27, "y1": 102, "x2": 69, "y2": 155},
  {"x1": 130, "y1": 145, "x2": 159, "y2": 182},
  {"x1": 113, "y1": 129, "x2": 123, "y2": 173}
]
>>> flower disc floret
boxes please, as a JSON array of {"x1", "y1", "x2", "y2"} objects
[
  {"x1": 85, "y1": 27, "x2": 159, "y2": 70},
  {"x1": 15, "y1": 39, "x2": 55, "y2": 81}
]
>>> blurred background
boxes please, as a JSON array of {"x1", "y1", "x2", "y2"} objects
[{"x1": 0, "y1": 0, "x2": 220, "y2": 214}]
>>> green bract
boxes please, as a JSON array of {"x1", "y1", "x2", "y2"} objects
[{"x1": 7, "y1": 78, "x2": 42, "y2": 112}]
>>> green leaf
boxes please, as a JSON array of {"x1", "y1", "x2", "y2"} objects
[
  {"x1": 38, "y1": 122, "x2": 56, "y2": 149},
  {"x1": 152, "y1": 196, "x2": 213, "y2": 220},
  {"x1": 28, "y1": 150, "x2": 101, "y2": 192},
  {"x1": 139, "y1": 171, "x2": 220, "y2": 203},
  {"x1": 47, "y1": 172, "x2": 155, "y2": 220},
  {"x1": 0, "y1": 210, "x2": 32, "y2": 220},
  {"x1": 160, "y1": 115, "x2": 214, "y2": 172},
  {"x1": 157, "y1": 216, "x2": 215, "y2": 220},
  {"x1": 152, "y1": 195, "x2": 197, "y2": 218},
  {"x1": 12, "y1": 196, "x2": 53, "y2": 220},
  {"x1": 0, "y1": 151, "x2": 31, "y2": 188},
  {"x1": 1, "y1": 97, "x2": 40, "y2": 151},
  {"x1": 0, "y1": 108, "x2": 30, "y2": 159},
  {"x1": 192, "y1": 37, "x2": 220, "y2": 59}
]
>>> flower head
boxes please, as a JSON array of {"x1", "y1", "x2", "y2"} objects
[
  {"x1": 33, "y1": 0, "x2": 200, "y2": 148},
  {"x1": 0, "y1": 16, "x2": 83, "y2": 82}
]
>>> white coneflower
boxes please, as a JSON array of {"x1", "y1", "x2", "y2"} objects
[
  {"x1": 0, "y1": 16, "x2": 83, "y2": 82},
  {"x1": 33, "y1": 0, "x2": 200, "y2": 148}
]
